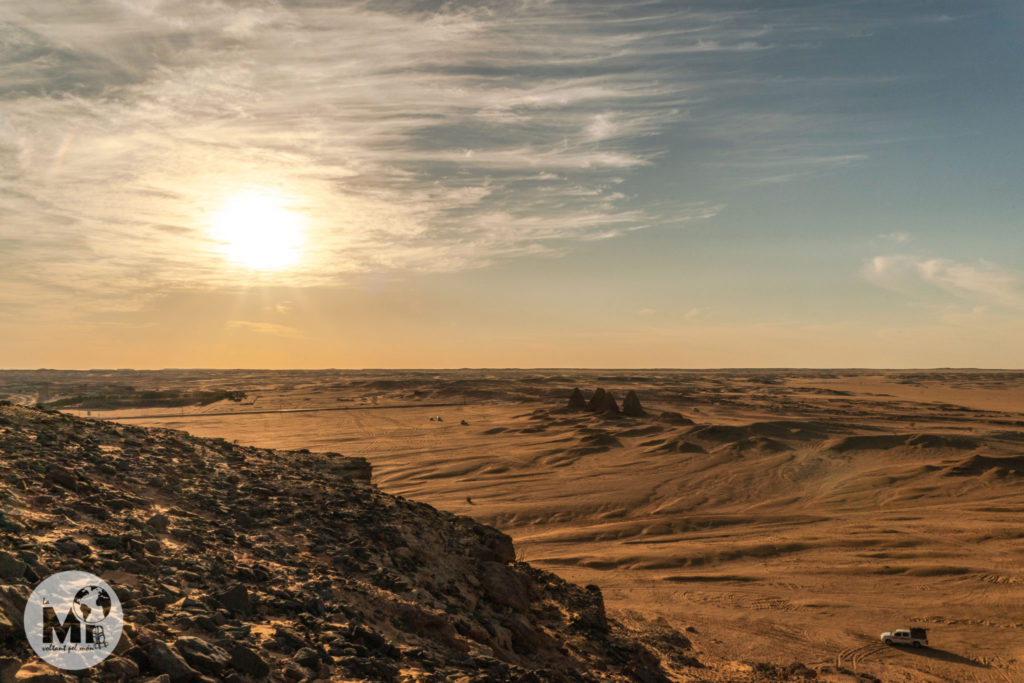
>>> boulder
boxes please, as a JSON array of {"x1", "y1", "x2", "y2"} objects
[
  {"x1": 227, "y1": 643, "x2": 269, "y2": 679},
  {"x1": 0, "y1": 584, "x2": 30, "y2": 641},
  {"x1": 11, "y1": 661, "x2": 70, "y2": 683},
  {"x1": 480, "y1": 562, "x2": 531, "y2": 613},
  {"x1": 146, "y1": 513, "x2": 170, "y2": 533},
  {"x1": 282, "y1": 661, "x2": 312, "y2": 682},
  {"x1": 215, "y1": 585, "x2": 250, "y2": 616},
  {"x1": 469, "y1": 525, "x2": 516, "y2": 565},
  {"x1": 572, "y1": 584, "x2": 608, "y2": 633},
  {"x1": 174, "y1": 636, "x2": 230, "y2": 676},
  {"x1": 0, "y1": 552, "x2": 25, "y2": 581},
  {"x1": 272, "y1": 625, "x2": 308, "y2": 652},
  {"x1": 0, "y1": 657, "x2": 19, "y2": 683},
  {"x1": 148, "y1": 640, "x2": 200, "y2": 683},
  {"x1": 53, "y1": 537, "x2": 92, "y2": 557},
  {"x1": 293, "y1": 647, "x2": 320, "y2": 669},
  {"x1": 44, "y1": 466, "x2": 78, "y2": 491},
  {"x1": 100, "y1": 656, "x2": 140, "y2": 682}
]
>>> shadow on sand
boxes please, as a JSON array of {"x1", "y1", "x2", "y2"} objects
[{"x1": 900, "y1": 645, "x2": 987, "y2": 668}]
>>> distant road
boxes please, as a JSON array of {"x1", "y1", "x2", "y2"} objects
[{"x1": 78, "y1": 401, "x2": 468, "y2": 421}]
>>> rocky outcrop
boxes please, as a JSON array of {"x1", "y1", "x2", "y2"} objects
[
  {"x1": 0, "y1": 404, "x2": 687, "y2": 681},
  {"x1": 659, "y1": 410, "x2": 694, "y2": 425}
]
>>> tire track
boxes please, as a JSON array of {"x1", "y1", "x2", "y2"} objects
[{"x1": 837, "y1": 639, "x2": 886, "y2": 670}]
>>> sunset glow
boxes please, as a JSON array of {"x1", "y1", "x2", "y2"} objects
[
  {"x1": 211, "y1": 192, "x2": 306, "y2": 271},
  {"x1": 1, "y1": 1, "x2": 1022, "y2": 368}
]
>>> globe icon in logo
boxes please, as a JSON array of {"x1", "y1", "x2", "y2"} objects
[
  {"x1": 26, "y1": 571, "x2": 123, "y2": 670},
  {"x1": 72, "y1": 586, "x2": 112, "y2": 624}
]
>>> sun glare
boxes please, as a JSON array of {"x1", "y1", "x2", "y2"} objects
[{"x1": 211, "y1": 191, "x2": 306, "y2": 270}]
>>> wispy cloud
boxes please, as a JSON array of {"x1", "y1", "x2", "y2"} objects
[
  {"x1": 878, "y1": 231, "x2": 911, "y2": 244},
  {"x1": 864, "y1": 255, "x2": 1024, "y2": 309},
  {"x1": 225, "y1": 320, "x2": 305, "y2": 339},
  {"x1": 0, "y1": 0, "x2": 957, "y2": 317}
]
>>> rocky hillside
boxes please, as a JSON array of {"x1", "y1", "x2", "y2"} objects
[{"x1": 0, "y1": 404, "x2": 697, "y2": 682}]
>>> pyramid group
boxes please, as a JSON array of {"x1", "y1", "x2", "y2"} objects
[{"x1": 567, "y1": 387, "x2": 645, "y2": 417}]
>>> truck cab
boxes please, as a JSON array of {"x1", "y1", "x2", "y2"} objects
[{"x1": 880, "y1": 627, "x2": 927, "y2": 648}]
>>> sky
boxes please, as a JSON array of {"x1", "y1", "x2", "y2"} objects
[{"x1": 1, "y1": 0, "x2": 1022, "y2": 368}]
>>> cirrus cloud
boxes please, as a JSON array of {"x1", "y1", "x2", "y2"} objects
[
  {"x1": 0, "y1": 0, "x2": 959, "y2": 319},
  {"x1": 864, "y1": 255, "x2": 1024, "y2": 310}
]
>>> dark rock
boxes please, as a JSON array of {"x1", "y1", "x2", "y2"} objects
[
  {"x1": 0, "y1": 584, "x2": 30, "y2": 641},
  {"x1": 146, "y1": 513, "x2": 170, "y2": 533},
  {"x1": 324, "y1": 455, "x2": 372, "y2": 483},
  {"x1": 227, "y1": 643, "x2": 270, "y2": 678},
  {"x1": 100, "y1": 656, "x2": 140, "y2": 682},
  {"x1": 215, "y1": 585, "x2": 249, "y2": 615},
  {"x1": 0, "y1": 551, "x2": 26, "y2": 580},
  {"x1": 293, "y1": 647, "x2": 320, "y2": 669},
  {"x1": 622, "y1": 391, "x2": 646, "y2": 417},
  {"x1": 272, "y1": 625, "x2": 307, "y2": 652},
  {"x1": 480, "y1": 562, "x2": 531, "y2": 613},
  {"x1": 44, "y1": 465, "x2": 78, "y2": 491},
  {"x1": 10, "y1": 661, "x2": 70, "y2": 682},
  {"x1": 77, "y1": 502, "x2": 110, "y2": 520},
  {"x1": 618, "y1": 641, "x2": 669, "y2": 683},
  {"x1": 114, "y1": 629, "x2": 135, "y2": 656},
  {"x1": 53, "y1": 537, "x2": 91, "y2": 557},
  {"x1": 659, "y1": 411, "x2": 694, "y2": 425},
  {"x1": 470, "y1": 525, "x2": 516, "y2": 565},
  {"x1": 506, "y1": 613, "x2": 557, "y2": 655},
  {"x1": 0, "y1": 510, "x2": 23, "y2": 533},
  {"x1": 281, "y1": 660, "x2": 312, "y2": 682},
  {"x1": 572, "y1": 584, "x2": 608, "y2": 633},
  {"x1": 174, "y1": 636, "x2": 230, "y2": 676},
  {"x1": 148, "y1": 640, "x2": 200, "y2": 683},
  {"x1": 0, "y1": 657, "x2": 19, "y2": 683},
  {"x1": 337, "y1": 656, "x2": 399, "y2": 683}
]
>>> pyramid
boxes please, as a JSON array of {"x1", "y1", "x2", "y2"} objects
[
  {"x1": 567, "y1": 387, "x2": 588, "y2": 411},
  {"x1": 622, "y1": 390, "x2": 645, "y2": 417},
  {"x1": 595, "y1": 391, "x2": 620, "y2": 416},
  {"x1": 587, "y1": 388, "x2": 607, "y2": 412}
]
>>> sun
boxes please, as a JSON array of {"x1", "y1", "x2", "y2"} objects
[{"x1": 211, "y1": 191, "x2": 306, "y2": 270}]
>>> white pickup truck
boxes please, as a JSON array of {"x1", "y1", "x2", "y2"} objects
[{"x1": 880, "y1": 627, "x2": 928, "y2": 648}]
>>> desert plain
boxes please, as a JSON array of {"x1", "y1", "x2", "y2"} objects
[{"x1": 4, "y1": 368, "x2": 1024, "y2": 682}]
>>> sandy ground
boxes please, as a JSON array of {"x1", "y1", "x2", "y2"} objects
[{"x1": 9, "y1": 369, "x2": 1024, "y2": 681}]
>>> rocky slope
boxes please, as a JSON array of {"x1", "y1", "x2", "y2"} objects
[{"x1": 0, "y1": 403, "x2": 696, "y2": 682}]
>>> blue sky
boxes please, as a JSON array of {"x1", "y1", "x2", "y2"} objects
[{"x1": 1, "y1": 1, "x2": 1021, "y2": 367}]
